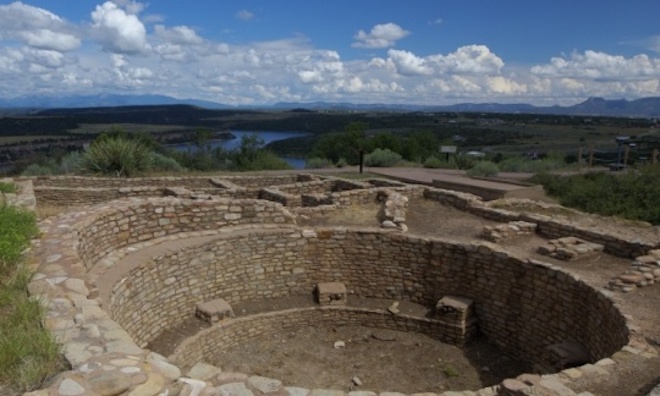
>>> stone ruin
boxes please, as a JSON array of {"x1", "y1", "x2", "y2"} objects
[
  {"x1": 1, "y1": 174, "x2": 657, "y2": 396},
  {"x1": 607, "y1": 249, "x2": 660, "y2": 292},
  {"x1": 537, "y1": 236, "x2": 605, "y2": 261}
]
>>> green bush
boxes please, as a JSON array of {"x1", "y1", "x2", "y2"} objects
[
  {"x1": 423, "y1": 155, "x2": 458, "y2": 169},
  {"x1": 81, "y1": 136, "x2": 152, "y2": 177},
  {"x1": 364, "y1": 148, "x2": 402, "y2": 167},
  {"x1": 466, "y1": 161, "x2": 499, "y2": 177},
  {"x1": 20, "y1": 164, "x2": 55, "y2": 176},
  {"x1": 335, "y1": 158, "x2": 348, "y2": 168},
  {"x1": 531, "y1": 165, "x2": 660, "y2": 224},
  {"x1": 149, "y1": 152, "x2": 184, "y2": 172},
  {"x1": 305, "y1": 157, "x2": 332, "y2": 169},
  {"x1": 59, "y1": 151, "x2": 83, "y2": 174}
]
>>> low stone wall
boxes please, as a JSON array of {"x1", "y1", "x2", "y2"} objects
[
  {"x1": 170, "y1": 307, "x2": 471, "y2": 373},
  {"x1": 106, "y1": 226, "x2": 628, "y2": 368},
  {"x1": 423, "y1": 188, "x2": 659, "y2": 258}
]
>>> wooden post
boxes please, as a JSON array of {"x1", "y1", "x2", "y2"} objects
[
  {"x1": 623, "y1": 145, "x2": 630, "y2": 167},
  {"x1": 653, "y1": 148, "x2": 659, "y2": 165},
  {"x1": 577, "y1": 146, "x2": 583, "y2": 169},
  {"x1": 588, "y1": 146, "x2": 594, "y2": 168}
]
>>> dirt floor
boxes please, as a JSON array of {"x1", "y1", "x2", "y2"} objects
[{"x1": 145, "y1": 196, "x2": 660, "y2": 394}]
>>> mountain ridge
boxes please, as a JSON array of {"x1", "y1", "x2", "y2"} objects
[{"x1": 1, "y1": 94, "x2": 659, "y2": 117}]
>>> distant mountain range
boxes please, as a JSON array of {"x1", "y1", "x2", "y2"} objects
[
  {"x1": 0, "y1": 94, "x2": 231, "y2": 110},
  {"x1": 1, "y1": 94, "x2": 659, "y2": 117}
]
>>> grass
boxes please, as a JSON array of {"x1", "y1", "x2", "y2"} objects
[
  {"x1": 0, "y1": 204, "x2": 65, "y2": 393},
  {"x1": 0, "y1": 182, "x2": 16, "y2": 194},
  {"x1": 443, "y1": 364, "x2": 459, "y2": 378}
]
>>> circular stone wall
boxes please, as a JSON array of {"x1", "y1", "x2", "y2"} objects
[{"x1": 106, "y1": 226, "x2": 629, "y2": 371}]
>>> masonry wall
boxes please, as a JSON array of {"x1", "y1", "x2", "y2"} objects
[
  {"x1": 107, "y1": 227, "x2": 628, "y2": 367},
  {"x1": 170, "y1": 307, "x2": 470, "y2": 372},
  {"x1": 75, "y1": 197, "x2": 296, "y2": 271},
  {"x1": 423, "y1": 188, "x2": 658, "y2": 258}
]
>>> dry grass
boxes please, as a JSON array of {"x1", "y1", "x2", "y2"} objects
[{"x1": 35, "y1": 204, "x2": 67, "y2": 221}]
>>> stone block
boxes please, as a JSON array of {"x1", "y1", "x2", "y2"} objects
[
  {"x1": 435, "y1": 295, "x2": 473, "y2": 322},
  {"x1": 316, "y1": 282, "x2": 347, "y2": 306},
  {"x1": 195, "y1": 298, "x2": 234, "y2": 324}
]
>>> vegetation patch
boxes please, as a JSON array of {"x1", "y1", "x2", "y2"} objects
[
  {"x1": 0, "y1": 182, "x2": 16, "y2": 194},
  {"x1": 0, "y1": 205, "x2": 65, "y2": 393},
  {"x1": 531, "y1": 165, "x2": 660, "y2": 225}
]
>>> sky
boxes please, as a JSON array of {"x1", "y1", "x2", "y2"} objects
[{"x1": 0, "y1": 1, "x2": 659, "y2": 106}]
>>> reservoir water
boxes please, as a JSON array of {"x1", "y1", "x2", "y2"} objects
[{"x1": 171, "y1": 130, "x2": 308, "y2": 169}]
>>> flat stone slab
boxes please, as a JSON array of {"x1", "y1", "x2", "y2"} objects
[
  {"x1": 196, "y1": 298, "x2": 234, "y2": 323},
  {"x1": 316, "y1": 282, "x2": 347, "y2": 306},
  {"x1": 435, "y1": 295, "x2": 474, "y2": 321}
]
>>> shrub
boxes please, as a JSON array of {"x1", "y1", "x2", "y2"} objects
[
  {"x1": 149, "y1": 152, "x2": 184, "y2": 172},
  {"x1": 364, "y1": 148, "x2": 402, "y2": 167},
  {"x1": 81, "y1": 136, "x2": 152, "y2": 177},
  {"x1": 20, "y1": 164, "x2": 54, "y2": 176},
  {"x1": 423, "y1": 155, "x2": 458, "y2": 169},
  {"x1": 59, "y1": 151, "x2": 83, "y2": 174},
  {"x1": 531, "y1": 165, "x2": 660, "y2": 224},
  {"x1": 335, "y1": 158, "x2": 348, "y2": 168},
  {"x1": 466, "y1": 161, "x2": 499, "y2": 177},
  {"x1": 0, "y1": 206, "x2": 38, "y2": 275},
  {"x1": 305, "y1": 157, "x2": 332, "y2": 169},
  {"x1": 423, "y1": 156, "x2": 444, "y2": 169}
]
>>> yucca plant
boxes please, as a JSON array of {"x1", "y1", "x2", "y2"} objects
[{"x1": 81, "y1": 136, "x2": 152, "y2": 177}]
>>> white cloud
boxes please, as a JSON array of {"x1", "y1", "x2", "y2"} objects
[
  {"x1": 352, "y1": 23, "x2": 409, "y2": 49},
  {"x1": 154, "y1": 25, "x2": 203, "y2": 45},
  {"x1": 531, "y1": 50, "x2": 660, "y2": 81},
  {"x1": 236, "y1": 10, "x2": 254, "y2": 21},
  {"x1": 0, "y1": 2, "x2": 81, "y2": 52},
  {"x1": 0, "y1": 2, "x2": 659, "y2": 106},
  {"x1": 428, "y1": 45, "x2": 505, "y2": 74},
  {"x1": 387, "y1": 49, "x2": 432, "y2": 76},
  {"x1": 91, "y1": 1, "x2": 149, "y2": 54}
]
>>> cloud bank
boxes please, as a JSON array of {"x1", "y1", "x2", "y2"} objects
[{"x1": 0, "y1": 1, "x2": 658, "y2": 106}]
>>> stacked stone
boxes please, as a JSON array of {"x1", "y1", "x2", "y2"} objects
[
  {"x1": 537, "y1": 237, "x2": 605, "y2": 261},
  {"x1": 607, "y1": 249, "x2": 660, "y2": 292},
  {"x1": 381, "y1": 191, "x2": 409, "y2": 231},
  {"x1": 482, "y1": 221, "x2": 537, "y2": 242}
]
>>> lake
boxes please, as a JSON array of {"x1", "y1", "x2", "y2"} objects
[{"x1": 170, "y1": 130, "x2": 308, "y2": 169}]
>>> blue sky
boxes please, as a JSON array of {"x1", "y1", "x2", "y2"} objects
[{"x1": 0, "y1": 1, "x2": 658, "y2": 106}]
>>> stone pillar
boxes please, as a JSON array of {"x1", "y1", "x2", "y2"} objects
[
  {"x1": 435, "y1": 295, "x2": 477, "y2": 345},
  {"x1": 316, "y1": 282, "x2": 347, "y2": 306},
  {"x1": 195, "y1": 299, "x2": 235, "y2": 324}
]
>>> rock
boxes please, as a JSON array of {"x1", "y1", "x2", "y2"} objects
[
  {"x1": 58, "y1": 378, "x2": 86, "y2": 396},
  {"x1": 247, "y1": 375, "x2": 282, "y2": 394},
  {"x1": 619, "y1": 274, "x2": 643, "y2": 284},
  {"x1": 188, "y1": 362, "x2": 223, "y2": 381},
  {"x1": 351, "y1": 376, "x2": 363, "y2": 386},
  {"x1": 88, "y1": 372, "x2": 131, "y2": 396},
  {"x1": 387, "y1": 301, "x2": 400, "y2": 314},
  {"x1": 381, "y1": 220, "x2": 397, "y2": 228},
  {"x1": 148, "y1": 357, "x2": 182, "y2": 381},
  {"x1": 334, "y1": 341, "x2": 346, "y2": 349},
  {"x1": 217, "y1": 382, "x2": 254, "y2": 396},
  {"x1": 127, "y1": 373, "x2": 165, "y2": 396}
]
